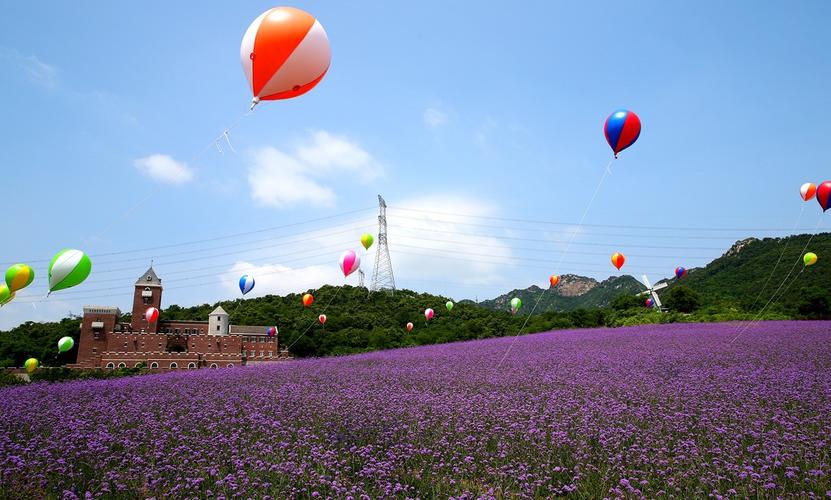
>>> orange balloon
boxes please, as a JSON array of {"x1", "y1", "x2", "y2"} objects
[
  {"x1": 302, "y1": 293, "x2": 314, "y2": 307},
  {"x1": 241, "y1": 7, "x2": 331, "y2": 104},
  {"x1": 549, "y1": 275, "x2": 560, "y2": 287},
  {"x1": 611, "y1": 252, "x2": 625, "y2": 270}
]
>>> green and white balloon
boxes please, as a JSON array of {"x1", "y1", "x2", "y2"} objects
[
  {"x1": 510, "y1": 297, "x2": 522, "y2": 315},
  {"x1": 57, "y1": 336, "x2": 74, "y2": 353},
  {"x1": 48, "y1": 249, "x2": 92, "y2": 294}
]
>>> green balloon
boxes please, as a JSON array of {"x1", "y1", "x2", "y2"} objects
[
  {"x1": 510, "y1": 297, "x2": 522, "y2": 312},
  {"x1": 446, "y1": 301, "x2": 454, "y2": 312},
  {"x1": 57, "y1": 336, "x2": 75, "y2": 353},
  {"x1": 48, "y1": 249, "x2": 92, "y2": 293}
]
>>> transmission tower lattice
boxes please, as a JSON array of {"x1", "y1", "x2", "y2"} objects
[
  {"x1": 370, "y1": 195, "x2": 396, "y2": 293},
  {"x1": 358, "y1": 269, "x2": 365, "y2": 288}
]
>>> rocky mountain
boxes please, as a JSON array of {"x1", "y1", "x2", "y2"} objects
[{"x1": 479, "y1": 275, "x2": 644, "y2": 313}]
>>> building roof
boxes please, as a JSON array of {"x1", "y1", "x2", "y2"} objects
[
  {"x1": 136, "y1": 267, "x2": 162, "y2": 287},
  {"x1": 210, "y1": 306, "x2": 228, "y2": 316},
  {"x1": 230, "y1": 325, "x2": 273, "y2": 335}
]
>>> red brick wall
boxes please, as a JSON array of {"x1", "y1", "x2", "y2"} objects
[{"x1": 76, "y1": 312, "x2": 119, "y2": 368}]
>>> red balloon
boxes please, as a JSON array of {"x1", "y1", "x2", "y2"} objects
[
  {"x1": 318, "y1": 314, "x2": 327, "y2": 325},
  {"x1": 817, "y1": 181, "x2": 831, "y2": 212},
  {"x1": 406, "y1": 322, "x2": 413, "y2": 332},
  {"x1": 145, "y1": 307, "x2": 159, "y2": 323},
  {"x1": 302, "y1": 293, "x2": 314, "y2": 307}
]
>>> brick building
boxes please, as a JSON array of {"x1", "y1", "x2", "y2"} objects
[{"x1": 70, "y1": 267, "x2": 290, "y2": 369}]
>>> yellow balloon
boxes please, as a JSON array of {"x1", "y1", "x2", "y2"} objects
[
  {"x1": 804, "y1": 252, "x2": 818, "y2": 267},
  {"x1": 24, "y1": 358, "x2": 38, "y2": 373}
]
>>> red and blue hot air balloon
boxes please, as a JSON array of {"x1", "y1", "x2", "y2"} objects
[
  {"x1": 604, "y1": 109, "x2": 641, "y2": 158},
  {"x1": 817, "y1": 181, "x2": 831, "y2": 212},
  {"x1": 266, "y1": 326, "x2": 277, "y2": 338},
  {"x1": 675, "y1": 266, "x2": 687, "y2": 279},
  {"x1": 645, "y1": 297, "x2": 654, "y2": 308}
]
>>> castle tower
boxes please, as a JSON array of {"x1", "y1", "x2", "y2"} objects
[
  {"x1": 131, "y1": 266, "x2": 162, "y2": 333},
  {"x1": 208, "y1": 306, "x2": 229, "y2": 336}
]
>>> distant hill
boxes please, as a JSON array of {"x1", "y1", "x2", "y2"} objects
[
  {"x1": 479, "y1": 275, "x2": 644, "y2": 314},
  {"x1": 659, "y1": 233, "x2": 831, "y2": 311},
  {"x1": 479, "y1": 232, "x2": 831, "y2": 314}
]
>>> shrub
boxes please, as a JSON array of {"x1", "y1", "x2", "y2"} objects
[
  {"x1": 0, "y1": 370, "x2": 26, "y2": 387},
  {"x1": 666, "y1": 286, "x2": 702, "y2": 313}
]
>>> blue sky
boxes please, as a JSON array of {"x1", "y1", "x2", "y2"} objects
[{"x1": 1, "y1": 1, "x2": 829, "y2": 328}]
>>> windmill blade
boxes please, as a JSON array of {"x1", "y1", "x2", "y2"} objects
[
  {"x1": 636, "y1": 291, "x2": 649, "y2": 296},
  {"x1": 653, "y1": 283, "x2": 668, "y2": 291},
  {"x1": 641, "y1": 275, "x2": 652, "y2": 289},
  {"x1": 652, "y1": 292, "x2": 663, "y2": 308}
]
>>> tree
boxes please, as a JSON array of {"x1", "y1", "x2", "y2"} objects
[
  {"x1": 666, "y1": 286, "x2": 701, "y2": 313},
  {"x1": 611, "y1": 293, "x2": 645, "y2": 311},
  {"x1": 797, "y1": 286, "x2": 830, "y2": 319}
]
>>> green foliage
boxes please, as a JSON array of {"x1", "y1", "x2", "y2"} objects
[
  {"x1": 796, "y1": 286, "x2": 830, "y2": 319},
  {"x1": 0, "y1": 317, "x2": 79, "y2": 368},
  {"x1": 665, "y1": 286, "x2": 702, "y2": 313},
  {"x1": 0, "y1": 370, "x2": 26, "y2": 387},
  {"x1": 611, "y1": 293, "x2": 646, "y2": 311}
]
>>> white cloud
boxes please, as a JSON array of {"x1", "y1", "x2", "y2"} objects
[
  {"x1": 221, "y1": 261, "x2": 346, "y2": 297},
  {"x1": 423, "y1": 107, "x2": 449, "y2": 129},
  {"x1": 133, "y1": 154, "x2": 194, "y2": 185},
  {"x1": 248, "y1": 130, "x2": 382, "y2": 209},
  {"x1": 248, "y1": 147, "x2": 335, "y2": 208},
  {"x1": 0, "y1": 47, "x2": 57, "y2": 88},
  {"x1": 385, "y1": 195, "x2": 513, "y2": 286},
  {"x1": 475, "y1": 118, "x2": 498, "y2": 151}
]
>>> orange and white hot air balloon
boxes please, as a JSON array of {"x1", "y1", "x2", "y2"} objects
[
  {"x1": 240, "y1": 7, "x2": 331, "y2": 108},
  {"x1": 611, "y1": 252, "x2": 625, "y2": 270},
  {"x1": 302, "y1": 293, "x2": 314, "y2": 307},
  {"x1": 549, "y1": 275, "x2": 560, "y2": 288}
]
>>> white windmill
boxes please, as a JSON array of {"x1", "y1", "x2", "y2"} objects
[{"x1": 636, "y1": 274, "x2": 668, "y2": 311}]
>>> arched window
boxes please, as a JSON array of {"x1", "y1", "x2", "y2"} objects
[
  {"x1": 227, "y1": 363, "x2": 234, "y2": 368},
  {"x1": 169, "y1": 362, "x2": 178, "y2": 369},
  {"x1": 210, "y1": 363, "x2": 218, "y2": 369},
  {"x1": 134, "y1": 362, "x2": 143, "y2": 368},
  {"x1": 105, "y1": 362, "x2": 115, "y2": 369},
  {"x1": 187, "y1": 362, "x2": 196, "y2": 369},
  {"x1": 117, "y1": 362, "x2": 126, "y2": 368},
  {"x1": 150, "y1": 362, "x2": 159, "y2": 369}
]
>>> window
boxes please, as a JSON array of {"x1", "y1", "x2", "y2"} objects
[
  {"x1": 106, "y1": 362, "x2": 115, "y2": 369},
  {"x1": 92, "y1": 347, "x2": 97, "y2": 354},
  {"x1": 174, "y1": 329, "x2": 179, "y2": 335},
  {"x1": 259, "y1": 351, "x2": 263, "y2": 357},
  {"x1": 150, "y1": 362, "x2": 159, "y2": 369},
  {"x1": 134, "y1": 362, "x2": 142, "y2": 368},
  {"x1": 123, "y1": 342, "x2": 128, "y2": 348},
  {"x1": 216, "y1": 325, "x2": 220, "y2": 331},
  {"x1": 185, "y1": 329, "x2": 190, "y2": 335},
  {"x1": 117, "y1": 362, "x2": 126, "y2": 368},
  {"x1": 210, "y1": 363, "x2": 218, "y2": 369},
  {"x1": 227, "y1": 363, "x2": 234, "y2": 368},
  {"x1": 169, "y1": 362, "x2": 178, "y2": 369},
  {"x1": 187, "y1": 362, "x2": 196, "y2": 369},
  {"x1": 268, "y1": 352, "x2": 272, "y2": 358}
]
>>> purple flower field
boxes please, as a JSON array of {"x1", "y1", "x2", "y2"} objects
[{"x1": 2, "y1": 321, "x2": 831, "y2": 498}]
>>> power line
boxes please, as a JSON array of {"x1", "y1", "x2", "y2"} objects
[
  {"x1": 0, "y1": 207, "x2": 375, "y2": 266},
  {"x1": 388, "y1": 206, "x2": 827, "y2": 233}
]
